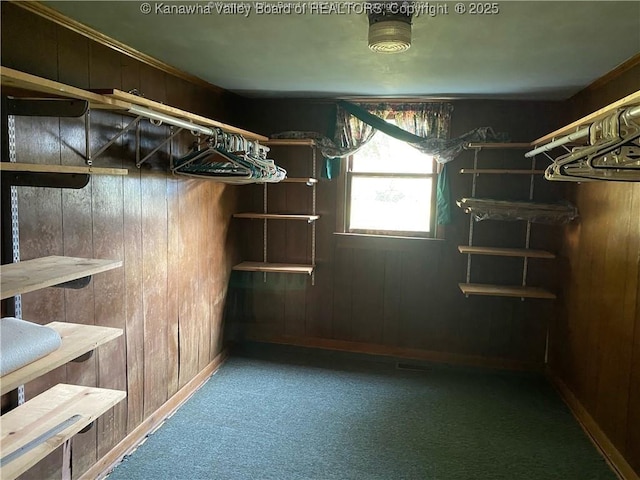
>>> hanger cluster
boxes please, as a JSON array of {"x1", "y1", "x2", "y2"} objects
[
  {"x1": 172, "y1": 128, "x2": 286, "y2": 183},
  {"x1": 542, "y1": 106, "x2": 640, "y2": 182}
]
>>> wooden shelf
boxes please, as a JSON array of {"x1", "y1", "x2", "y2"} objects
[
  {"x1": 233, "y1": 213, "x2": 319, "y2": 222},
  {"x1": 1, "y1": 256, "x2": 123, "y2": 300},
  {"x1": 465, "y1": 142, "x2": 531, "y2": 149},
  {"x1": 1, "y1": 67, "x2": 267, "y2": 141},
  {"x1": 282, "y1": 177, "x2": 318, "y2": 185},
  {"x1": 531, "y1": 90, "x2": 640, "y2": 146},
  {"x1": 1, "y1": 322, "x2": 123, "y2": 395},
  {"x1": 458, "y1": 246, "x2": 555, "y2": 259},
  {"x1": 1, "y1": 67, "x2": 129, "y2": 110},
  {"x1": 0, "y1": 383, "x2": 126, "y2": 480},
  {"x1": 460, "y1": 169, "x2": 544, "y2": 175},
  {"x1": 92, "y1": 88, "x2": 267, "y2": 141},
  {"x1": 232, "y1": 262, "x2": 314, "y2": 275},
  {"x1": 459, "y1": 283, "x2": 556, "y2": 299},
  {"x1": 0, "y1": 162, "x2": 128, "y2": 176},
  {"x1": 263, "y1": 139, "x2": 316, "y2": 147}
]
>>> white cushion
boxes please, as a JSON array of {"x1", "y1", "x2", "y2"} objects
[{"x1": 0, "y1": 317, "x2": 62, "y2": 376}]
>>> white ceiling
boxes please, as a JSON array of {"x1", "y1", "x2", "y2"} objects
[{"x1": 44, "y1": 1, "x2": 640, "y2": 100}]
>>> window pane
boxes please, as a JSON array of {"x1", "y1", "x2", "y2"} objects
[
  {"x1": 349, "y1": 177, "x2": 432, "y2": 233},
  {"x1": 352, "y1": 131, "x2": 434, "y2": 174}
]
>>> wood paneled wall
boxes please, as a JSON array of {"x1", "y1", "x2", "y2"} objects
[
  {"x1": 548, "y1": 64, "x2": 640, "y2": 475},
  {"x1": 229, "y1": 99, "x2": 566, "y2": 369},
  {"x1": 1, "y1": 4, "x2": 245, "y2": 479}
]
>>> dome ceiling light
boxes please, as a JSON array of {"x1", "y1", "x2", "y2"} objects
[{"x1": 367, "y1": 2, "x2": 413, "y2": 54}]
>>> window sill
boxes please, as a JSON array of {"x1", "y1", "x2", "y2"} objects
[{"x1": 333, "y1": 232, "x2": 444, "y2": 252}]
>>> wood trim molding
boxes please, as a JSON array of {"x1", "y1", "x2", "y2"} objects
[
  {"x1": 79, "y1": 347, "x2": 230, "y2": 480},
  {"x1": 243, "y1": 331, "x2": 544, "y2": 372},
  {"x1": 570, "y1": 53, "x2": 640, "y2": 100},
  {"x1": 547, "y1": 370, "x2": 639, "y2": 480},
  {"x1": 11, "y1": 1, "x2": 227, "y2": 95},
  {"x1": 333, "y1": 232, "x2": 445, "y2": 253}
]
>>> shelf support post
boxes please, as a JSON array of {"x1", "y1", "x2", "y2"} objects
[
  {"x1": 85, "y1": 109, "x2": 92, "y2": 166},
  {"x1": 86, "y1": 115, "x2": 142, "y2": 165},
  {"x1": 5, "y1": 111, "x2": 26, "y2": 406},
  {"x1": 521, "y1": 155, "x2": 536, "y2": 300},
  {"x1": 311, "y1": 144, "x2": 317, "y2": 286},
  {"x1": 263, "y1": 183, "x2": 268, "y2": 283},
  {"x1": 465, "y1": 147, "x2": 480, "y2": 295}
]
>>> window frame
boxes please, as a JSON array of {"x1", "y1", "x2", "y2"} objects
[{"x1": 342, "y1": 145, "x2": 439, "y2": 239}]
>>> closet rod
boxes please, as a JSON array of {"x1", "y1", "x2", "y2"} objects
[
  {"x1": 525, "y1": 105, "x2": 640, "y2": 158},
  {"x1": 128, "y1": 104, "x2": 215, "y2": 136}
]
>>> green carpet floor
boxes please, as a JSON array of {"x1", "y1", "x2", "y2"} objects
[{"x1": 107, "y1": 343, "x2": 616, "y2": 480}]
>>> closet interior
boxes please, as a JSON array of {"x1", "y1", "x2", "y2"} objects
[{"x1": 1, "y1": 2, "x2": 638, "y2": 480}]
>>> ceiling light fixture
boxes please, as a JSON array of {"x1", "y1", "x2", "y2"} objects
[{"x1": 368, "y1": 3, "x2": 413, "y2": 54}]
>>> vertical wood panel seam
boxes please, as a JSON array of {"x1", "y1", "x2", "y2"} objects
[
  {"x1": 624, "y1": 186, "x2": 640, "y2": 460},
  {"x1": 166, "y1": 172, "x2": 171, "y2": 397},
  {"x1": 614, "y1": 187, "x2": 636, "y2": 451}
]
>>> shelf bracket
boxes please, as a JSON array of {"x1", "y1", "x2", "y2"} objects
[
  {"x1": 78, "y1": 422, "x2": 95, "y2": 434},
  {"x1": 71, "y1": 350, "x2": 94, "y2": 363},
  {"x1": 137, "y1": 126, "x2": 183, "y2": 167},
  {"x1": 1, "y1": 171, "x2": 90, "y2": 189},
  {"x1": 5, "y1": 97, "x2": 89, "y2": 118},
  {"x1": 85, "y1": 112, "x2": 142, "y2": 166},
  {"x1": 52, "y1": 275, "x2": 92, "y2": 290}
]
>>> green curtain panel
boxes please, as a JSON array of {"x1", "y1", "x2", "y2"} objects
[
  {"x1": 270, "y1": 101, "x2": 508, "y2": 225},
  {"x1": 437, "y1": 163, "x2": 452, "y2": 225}
]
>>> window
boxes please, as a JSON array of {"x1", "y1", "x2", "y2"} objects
[{"x1": 344, "y1": 121, "x2": 437, "y2": 238}]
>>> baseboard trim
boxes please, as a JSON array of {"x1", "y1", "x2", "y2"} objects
[
  {"x1": 547, "y1": 371, "x2": 639, "y2": 480},
  {"x1": 79, "y1": 347, "x2": 230, "y2": 480},
  {"x1": 243, "y1": 332, "x2": 543, "y2": 372}
]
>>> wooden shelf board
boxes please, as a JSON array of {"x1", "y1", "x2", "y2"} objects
[
  {"x1": 232, "y1": 262, "x2": 314, "y2": 275},
  {"x1": 465, "y1": 142, "x2": 531, "y2": 149},
  {"x1": 281, "y1": 177, "x2": 318, "y2": 184},
  {"x1": 263, "y1": 139, "x2": 316, "y2": 147},
  {"x1": 1, "y1": 322, "x2": 123, "y2": 395},
  {"x1": 0, "y1": 383, "x2": 126, "y2": 480},
  {"x1": 92, "y1": 88, "x2": 268, "y2": 141},
  {"x1": 531, "y1": 90, "x2": 640, "y2": 146},
  {"x1": 459, "y1": 283, "x2": 556, "y2": 299},
  {"x1": 1, "y1": 256, "x2": 123, "y2": 300},
  {"x1": 233, "y1": 213, "x2": 320, "y2": 221},
  {"x1": 0, "y1": 67, "x2": 129, "y2": 110},
  {"x1": 0, "y1": 162, "x2": 128, "y2": 176},
  {"x1": 1, "y1": 67, "x2": 267, "y2": 141},
  {"x1": 460, "y1": 169, "x2": 545, "y2": 175},
  {"x1": 458, "y1": 245, "x2": 555, "y2": 259}
]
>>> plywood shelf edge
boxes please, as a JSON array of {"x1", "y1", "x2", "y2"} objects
[
  {"x1": 531, "y1": 90, "x2": 640, "y2": 146},
  {"x1": 0, "y1": 256, "x2": 123, "y2": 300},
  {"x1": 93, "y1": 88, "x2": 268, "y2": 141},
  {"x1": 232, "y1": 262, "x2": 314, "y2": 275},
  {"x1": 0, "y1": 162, "x2": 128, "y2": 176},
  {"x1": 1, "y1": 66, "x2": 129, "y2": 110},
  {"x1": 233, "y1": 213, "x2": 320, "y2": 221},
  {"x1": 465, "y1": 142, "x2": 531, "y2": 149},
  {"x1": 1, "y1": 66, "x2": 267, "y2": 141},
  {"x1": 0, "y1": 322, "x2": 123, "y2": 395},
  {"x1": 458, "y1": 245, "x2": 556, "y2": 259},
  {"x1": 282, "y1": 177, "x2": 318, "y2": 184},
  {"x1": 459, "y1": 283, "x2": 556, "y2": 299},
  {"x1": 0, "y1": 384, "x2": 126, "y2": 480},
  {"x1": 459, "y1": 169, "x2": 545, "y2": 175},
  {"x1": 264, "y1": 139, "x2": 316, "y2": 147}
]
